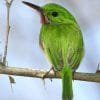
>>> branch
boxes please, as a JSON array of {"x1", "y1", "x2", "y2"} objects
[
  {"x1": 2, "y1": 0, "x2": 15, "y2": 85},
  {"x1": 0, "y1": 64, "x2": 100, "y2": 83},
  {"x1": 3, "y1": 0, "x2": 14, "y2": 64}
]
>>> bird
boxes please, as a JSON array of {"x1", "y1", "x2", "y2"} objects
[{"x1": 22, "y1": 1, "x2": 84, "y2": 100}]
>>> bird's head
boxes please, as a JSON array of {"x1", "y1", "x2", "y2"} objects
[{"x1": 22, "y1": 1, "x2": 75, "y2": 24}]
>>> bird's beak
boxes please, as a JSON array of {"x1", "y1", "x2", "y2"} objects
[
  {"x1": 22, "y1": 1, "x2": 48, "y2": 24},
  {"x1": 22, "y1": 1, "x2": 43, "y2": 14}
]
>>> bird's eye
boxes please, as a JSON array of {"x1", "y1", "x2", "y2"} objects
[{"x1": 51, "y1": 11, "x2": 58, "y2": 17}]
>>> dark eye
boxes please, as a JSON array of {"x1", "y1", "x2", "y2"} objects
[{"x1": 51, "y1": 12, "x2": 58, "y2": 17}]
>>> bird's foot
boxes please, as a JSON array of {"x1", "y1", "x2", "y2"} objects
[
  {"x1": 42, "y1": 67, "x2": 54, "y2": 79},
  {"x1": 72, "y1": 70, "x2": 75, "y2": 81},
  {"x1": 42, "y1": 66, "x2": 57, "y2": 81}
]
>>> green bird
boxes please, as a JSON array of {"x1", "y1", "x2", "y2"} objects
[{"x1": 22, "y1": 1, "x2": 84, "y2": 100}]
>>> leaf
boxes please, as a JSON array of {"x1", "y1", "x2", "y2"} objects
[{"x1": 8, "y1": 75, "x2": 16, "y2": 84}]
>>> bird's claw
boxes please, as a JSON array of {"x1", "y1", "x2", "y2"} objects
[
  {"x1": 42, "y1": 67, "x2": 53, "y2": 79},
  {"x1": 72, "y1": 70, "x2": 75, "y2": 81},
  {"x1": 42, "y1": 67, "x2": 57, "y2": 82}
]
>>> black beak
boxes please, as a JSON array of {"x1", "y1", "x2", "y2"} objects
[
  {"x1": 22, "y1": 1, "x2": 49, "y2": 24},
  {"x1": 22, "y1": 1, "x2": 43, "y2": 15}
]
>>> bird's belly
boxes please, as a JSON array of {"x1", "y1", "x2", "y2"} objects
[{"x1": 40, "y1": 24, "x2": 84, "y2": 71}]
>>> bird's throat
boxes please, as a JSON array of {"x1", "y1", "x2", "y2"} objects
[{"x1": 40, "y1": 14, "x2": 49, "y2": 24}]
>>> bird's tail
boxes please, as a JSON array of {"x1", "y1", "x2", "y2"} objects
[{"x1": 61, "y1": 66, "x2": 73, "y2": 100}]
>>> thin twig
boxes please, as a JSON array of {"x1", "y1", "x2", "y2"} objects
[
  {"x1": 3, "y1": 0, "x2": 15, "y2": 86},
  {"x1": 0, "y1": 64, "x2": 100, "y2": 83},
  {"x1": 3, "y1": 0, "x2": 14, "y2": 64}
]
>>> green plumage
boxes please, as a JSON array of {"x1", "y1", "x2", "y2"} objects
[
  {"x1": 22, "y1": 2, "x2": 84, "y2": 100},
  {"x1": 40, "y1": 4, "x2": 84, "y2": 100}
]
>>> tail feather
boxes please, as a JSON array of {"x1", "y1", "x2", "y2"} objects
[{"x1": 61, "y1": 66, "x2": 73, "y2": 100}]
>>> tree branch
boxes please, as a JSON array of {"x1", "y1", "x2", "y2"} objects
[
  {"x1": 0, "y1": 64, "x2": 100, "y2": 83},
  {"x1": 2, "y1": 0, "x2": 15, "y2": 85},
  {"x1": 3, "y1": 0, "x2": 14, "y2": 64}
]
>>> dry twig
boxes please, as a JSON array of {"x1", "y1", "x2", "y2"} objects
[
  {"x1": 3, "y1": 0, "x2": 14, "y2": 64},
  {"x1": 2, "y1": 0, "x2": 15, "y2": 85}
]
